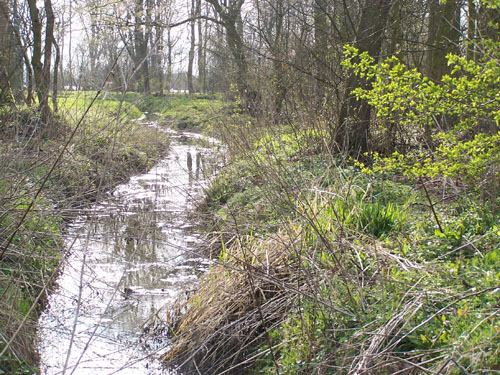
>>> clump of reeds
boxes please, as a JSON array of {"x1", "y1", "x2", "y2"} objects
[{"x1": 162, "y1": 233, "x2": 300, "y2": 374}]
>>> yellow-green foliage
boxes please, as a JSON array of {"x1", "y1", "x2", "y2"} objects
[
  {"x1": 343, "y1": 43, "x2": 500, "y2": 189},
  {"x1": 241, "y1": 167, "x2": 500, "y2": 374},
  {"x1": 58, "y1": 91, "x2": 143, "y2": 123},
  {"x1": 186, "y1": 117, "x2": 500, "y2": 374},
  {"x1": 87, "y1": 92, "x2": 229, "y2": 131}
]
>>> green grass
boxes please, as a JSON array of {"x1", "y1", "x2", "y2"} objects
[
  {"x1": 57, "y1": 91, "x2": 143, "y2": 122},
  {"x1": 59, "y1": 91, "x2": 229, "y2": 132},
  {"x1": 158, "y1": 94, "x2": 228, "y2": 130}
]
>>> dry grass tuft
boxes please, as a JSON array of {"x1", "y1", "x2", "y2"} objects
[{"x1": 162, "y1": 233, "x2": 298, "y2": 374}]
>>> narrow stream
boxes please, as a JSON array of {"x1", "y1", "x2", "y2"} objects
[{"x1": 38, "y1": 126, "x2": 219, "y2": 375}]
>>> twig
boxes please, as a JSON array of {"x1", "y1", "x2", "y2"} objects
[
  {"x1": 382, "y1": 285, "x2": 500, "y2": 355},
  {"x1": 420, "y1": 178, "x2": 444, "y2": 234}
]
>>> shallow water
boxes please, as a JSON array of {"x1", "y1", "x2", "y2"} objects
[{"x1": 38, "y1": 129, "x2": 219, "y2": 375}]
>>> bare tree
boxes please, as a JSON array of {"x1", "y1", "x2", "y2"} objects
[
  {"x1": 28, "y1": 0, "x2": 56, "y2": 126},
  {"x1": 0, "y1": 1, "x2": 23, "y2": 104},
  {"x1": 425, "y1": 0, "x2": 461, "y2": 82},
  {"x1": 187, "y1": 0, "x2": 195, "y2": 93},
  {"x1": 197, "y1": 0, "x2": 205, "y2": 92},
  {"x1": 206, "y1": 0, "x2": 258, "y2": 109}
]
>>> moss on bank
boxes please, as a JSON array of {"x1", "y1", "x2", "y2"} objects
[
  {"x1": 163, "y1": 119, "x2": 500, "y2": 374},
  {"x1": 0, "y1": 92, "x2": 170, "y2": 374}
]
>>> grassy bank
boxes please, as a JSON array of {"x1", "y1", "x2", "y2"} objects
[
  {"x1": 0, "y1": 92, "x2": 170, "y2": 374},
  {"x1": 98, "y1": 91, "x2": 228, "y2": 131},
  {"x1": 163, "y1": 116, "x2": 500, "y2": 374}
]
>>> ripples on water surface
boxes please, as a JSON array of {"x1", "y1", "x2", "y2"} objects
[{"x1": 38, "y1": 130, "x2": 220, "y2": 375}]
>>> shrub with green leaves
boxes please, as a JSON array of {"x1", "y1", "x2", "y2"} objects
[{"x1": 342, "y1": 41, "x2": 500, "y2": 192}]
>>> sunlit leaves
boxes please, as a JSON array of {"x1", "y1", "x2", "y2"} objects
[{"x1": 343, "y1": 42, "x2": 500, "y2": 188}]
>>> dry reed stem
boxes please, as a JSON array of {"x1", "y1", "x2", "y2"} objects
[
  {"x1": 162, "y1": 233, "x2": 296, "y2": 374},
  {"x1": 161, "y1": 216, "x2": 440, "y2": 375},
  {"x1": 349, "y1": 295, "x2": 424, "y2": 375}
]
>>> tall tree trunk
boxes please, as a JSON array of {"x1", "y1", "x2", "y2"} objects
[
  {"x1": 134, "y1": 0, "x2": 150, "y2": 94},
  {"x1": 314, "y1": 0, "x2": 328, "y2": 103},
  {"x1": 144, "y1": 0, "x2": 152, "y2": 94},
  {"x1": 272, "y1": 0, "x2": 286, "y2": 119},
  {"x1": 187, "y1": 0, "x2": 195, "y2": 94},
  {"x1": 154, "y1": 0, "x2": 164, "y2": 95},
  {"x1": 425, "y1": 0, "x2": 461, "y2": 82},
  {"x1": 52, "y1": 39, "x2": 60, "y2": 113},
  {"x1": 335, "y1": 0, "x2": 393, "y2": 157},
  {"x1": 206, "y1": 0, "x2": 257, "y2": 110},
  {"x1": 28, "y1": 0, "x2": 53, "y2": 126},
  {"x1": 42, "y1": 0, "x2": 55, "y2": 123},
  {"x1": 0, "y1": 1, "x2": 34, "y2": 104},
  {"x1": 166, "y1": 26, "x2": 172, "y2": 92},
  {"x1": 197, "y1": 0, "x2": 205, "y2": 93},
  {"x1": 226, "y1": 19, "x2": 251, "y2": 103},
  {"x1": 89, "y1": 7, "x2": 98, "y2": 83},
  {"x1": 69, "y1": 0, "x2": 75, "y2": 89},
  {"x1": 0, "y1": 1, "x2": 21, "y2": 104},
  {"x1": 387, "y1": 1, "x2": 403, "y2": 60},
  {"x1": 27, "y1": 0, "x2": 42, "y2": 102}
]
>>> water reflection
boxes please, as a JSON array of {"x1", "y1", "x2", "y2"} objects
[{"x1": 37, "y1": 131, "x2": 219, "y2": 375}]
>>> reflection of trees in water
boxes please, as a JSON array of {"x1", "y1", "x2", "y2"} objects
[
  {"x1": 38, "y1": 138, "x2": 222, "y2": 375},
  {"x1": 187, "y1": 151, "x2": 193, "y2": 172},
  {"x1": 106, "y1": 206, "x2": 166, "y2": 262},
  {"x1": 123, "y1": 268, "x2": 159, "y2": 289},
  {"x1": 187, "y1": 150, "x2": 204, "y2": 185},
  {"x1": 187, "y1": 151, "x2": 193, "y2": 185},
  {"x1": 196, "y1": 152, "x2": 201, "y2": 180}
]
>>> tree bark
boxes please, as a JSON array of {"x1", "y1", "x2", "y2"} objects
[
  {"x1": 425, "y1": 0, "x2": 460, "y2": 82},
  {"x1": 134, "y1": 0, "x2": 150, "y2": 94},
  {"x1": 272, "y1": 0, "x2": 286, "y2": 119},
  {"x1": 197, "y1": 0, "x2": 205, "y2": 93},
  {"x1": 206, "y1": 0, "x2": 257, "y2": 111},
  {"x1": 166, "y1": 26, "x2": 173, "y2": 92},
  {"x1": 335, "y1": 0, "x2": 393, "y2": 157},
  {"x1": 187, "y1": 0, "x2": 195, "y2": 93},
  {"x1": 28, "y1": 0, "x2": 54, "y2": 126},
  {"x1": 314, "y1": 0, "x2": 328, "y2": 103},
  {"x1": 0, "y1": 1, "x2": 22, "y2": 104},
  {"x1": 43, "y1": 0, "x2": 55, "y2": 123},
  {"x1": 52, "y1": 39, "x2": 60, "y2": 113},
  {"x1": 154, "y1": 0, "x2": 164, "y2": 94}
]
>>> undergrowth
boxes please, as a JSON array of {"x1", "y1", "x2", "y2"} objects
[{"x1": 163, "y1": 115, "x2": 500, "y2": 374}]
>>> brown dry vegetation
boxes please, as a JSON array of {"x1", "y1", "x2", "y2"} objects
[{"x1": 163, "y1": 234, "x2": 296, "y2": 374}]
